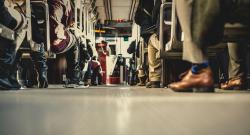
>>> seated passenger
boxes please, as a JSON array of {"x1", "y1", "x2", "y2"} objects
[
  {"x1": 135, "y1": 0, "x2": 170, "y2": 88},
  {"x1": 135, "y1": 0, "x2": 161, "y2": 88},
  {"x1": 0, "y1": 0, "x2": 27, "y2": 90},
  {"x1": 169, "y1": 0, "x2": 250, "y2": 92},
  {"x1": 88, "y1": 56, "x2": 102, "y2": 86},
  {"x1": 48, "y1": 0, "x2": 81, "y2": 86}
]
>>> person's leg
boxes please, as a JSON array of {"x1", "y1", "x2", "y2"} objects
[
  {"x1": 147, "y1": 33, "x2": 161, "y2": 88},
  {"x1": 0, "y1": 1, "x2": 27, "y2": 90},
  {"x1": 65, "y1": 44, "x2": 80, "y2": 85},
  {"x1": 0, "y1": 38, "x2": 20, "y2": 90},
  {"x1": 221, "y1": 42, "x2": 247, "y2": 90},
  {"x1": 177, "y1": 0, "x2": 224, "y2": 63},
  {"x1": 29, "y1": 14, "x2": 48, "y2": 88},
  {"x1": 30, "y1": 43, "x2": 48, "y2": 88},
  {"x1": 228, "y1": 43, "x2": 247, "y2": 79},
  {"x1": 91, "y1": 68, "x2": 98, "y2": 86},
  {"x1": 169, "y1": 0, "x2": 225, "y2": 92}
]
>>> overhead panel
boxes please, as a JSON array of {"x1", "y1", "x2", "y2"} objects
[{"x1": 111, "y1": 0, "x2": 132, "y2": 20}]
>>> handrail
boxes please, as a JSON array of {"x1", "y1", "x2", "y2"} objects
[{"x1": 26, "y1": 0, "x2": 32, "y2": 45}]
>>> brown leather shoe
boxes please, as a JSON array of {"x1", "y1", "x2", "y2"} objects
[
  {"x1": 169, "y1": 67, "x2": 214, "y2": 92},
  {"x1": 220, "y1": 77, "x2": 247, "y2": 90}
]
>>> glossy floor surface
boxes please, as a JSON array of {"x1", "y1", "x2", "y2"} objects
[{"x1": 0, "y1": 86, "x2": 250, "y2": 135}]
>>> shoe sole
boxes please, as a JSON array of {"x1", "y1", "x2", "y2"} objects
[
  {"x1": 222, "y1": 86, "x2": 247, "y2": 91},
  {"x1": 172, "y1": 87, "x2": 214, "y2": 93}
]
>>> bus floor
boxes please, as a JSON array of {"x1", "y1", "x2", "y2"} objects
[{"x1": 0, "y1": 86, "x2": 250, "y2": 135}]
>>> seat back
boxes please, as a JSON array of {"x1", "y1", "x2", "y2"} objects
[
  {"x1": 159, "y1": 0, "x2": 183, "y2": 59},
  {"x1": 224, "y1": 23, "x2": 250, "y2": 43},
  {"x1": 31, "y1": 0, "x2": 50, "y2": 52}
]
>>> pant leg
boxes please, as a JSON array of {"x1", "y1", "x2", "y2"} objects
[
  {"x1": 176, "y1": 0, "x2": 225, "y2": 63},
  {"x1": 148, "y1": 34, "x2": 161, "y2": 82},
  {"x1": 91, "y1": 68, "x2": 98, "y2": 85},
  {"x1": 65, "y1": 44, "x2": 80, "y2": 84},
  {"x1": 29, "y1": 14, "x2": 48, "y2": 88},
  {"x1": 227, "y1": 42, "x2": 247, "y2": 79},
  {"x1": 0, "y1": 38, "x2": 20, "y2": 90},
  {"x1": 30, "y1": 44, "x2": 48, "y2": 88}
]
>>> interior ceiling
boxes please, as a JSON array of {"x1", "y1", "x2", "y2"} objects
[{"x1": 95, "y1": 0, "x2": 138, "y2": 23}]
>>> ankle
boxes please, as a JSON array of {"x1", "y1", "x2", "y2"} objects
[{"x1": 191, "y1": 61, "x2": 209, "y2": 74}]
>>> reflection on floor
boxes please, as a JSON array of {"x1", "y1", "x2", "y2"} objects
[{"x1": 0, "y1": 86, "x2": 250, "y2": 135}]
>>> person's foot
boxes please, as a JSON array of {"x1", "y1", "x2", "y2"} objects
[
  {"x1": 137, "y1": 76, "x2": 146, "y2": 86},
  {"x1": 146, "y1": 81, "x2": 161, "y2": 88},
  {"x1": 220, "y1": 77, "x2": 247, "y2": 90},
  {"x1": 169, "y1": 67, "x2": 214, "y2": 92},
  {"x1": 64, "y1": 83, "x2": 78, "y2": 88},
  {"x1": 0, "y1": 78, "x2": 21, "y2": 90},
  {"x1": 137, "y1": 82, "x2": 146, "y2": 86},
  {"x1": 38, "y1": 79, "x2": 48, "y2": 88}
]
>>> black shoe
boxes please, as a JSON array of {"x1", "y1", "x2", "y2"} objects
[
  {"x1": 146, "y1": 81, "x2": 161, "y2": 88},
  {"x1": 0, "y1": 78, "x2": 21, "y2": 90},
  {"x1": 37, "y1": 71, "x2": 48, "y2": 88}
]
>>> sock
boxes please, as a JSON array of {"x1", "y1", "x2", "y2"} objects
[{"x1": 191, "y1": 61, "x2": 209, "y2": 74}]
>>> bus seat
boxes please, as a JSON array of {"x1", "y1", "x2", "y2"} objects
[
  {"x1": 17, "y1": 0, "x2": 55, "y2": 58},
  {"x1": 223, "y1": 23, "x2": 250, "y2": 43},
  {"x1": 30, "y1": 0, "x2": 51, "y2": 53}
]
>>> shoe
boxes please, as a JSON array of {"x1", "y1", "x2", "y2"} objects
[
  {"x1": 91, "y1": 83, "x2": 97, "y2": 86},
  {"x1": 146, "y1": 81, "x2": 161, "y2": 88},
  {"x1": 0, "y1": 78, "x2": 21, "y2": 90},
  {"x1": 137, "y1": 82, "x2": 146, "y2": 86},
  {"x1": 137, "y1": 76, "x2": 146, "y2": 86},
  {"x1": 37, "y1": 70, "x2": 48, "y2": 88},
  {"x1": 220, "y1": 77, "x2": 247, "y2": 90},
  {"x1": 169, "y1": 67, "x2": 214, "y2": 92},
  {"x1": 64, "y1": 83, "x2": 78, "y2": 88}
]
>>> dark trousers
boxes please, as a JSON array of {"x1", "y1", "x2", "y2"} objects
[
  {"x1": 0, "y1": 37, "x2": 21, "y2": 90},
  {"x1": 65, "y1": 44, "x2": 80, "y2": 84},
  {"x1": 16, "y1": 44, "x2": 48, "y2": 88},
  {"x1": 91, "y1": 67, "x2": 101, "y2": 85},
  {"x1": 0, "y1": 0, "x2": 24, "y2": 90}
]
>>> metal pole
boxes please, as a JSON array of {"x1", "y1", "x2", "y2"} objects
[{"x1": 80, "y1": 0, "x2": 83, "y2": 31}]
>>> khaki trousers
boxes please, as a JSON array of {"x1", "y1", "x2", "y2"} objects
[
  {"x1": 148, "y1": 34, "x2": 161, "y2": 81},
  {"x1": 228, "y1": 42, "x2": 247, "y2": 79}
]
